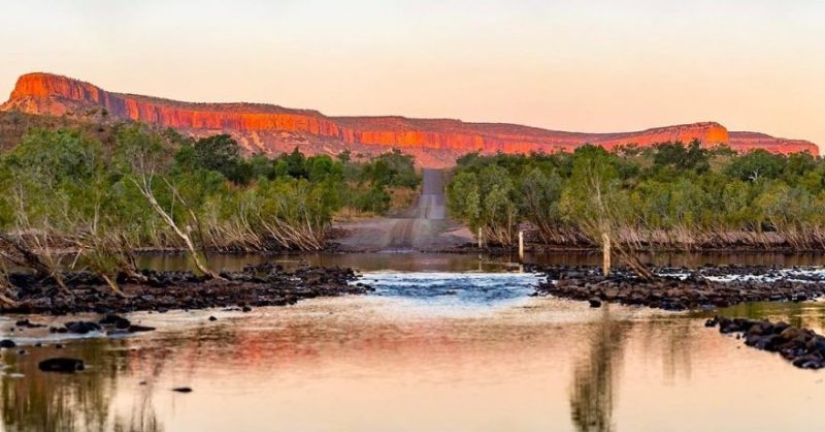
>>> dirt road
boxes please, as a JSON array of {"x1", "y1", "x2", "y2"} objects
[{"x1": 333, "y1": 169, "x2": 473, "y2": 251}]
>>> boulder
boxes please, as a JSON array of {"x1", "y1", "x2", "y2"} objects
[
  {"x1": 99, "y1": 314, "x2": 131, "y2": 329},
  {"x1": 65, "y1": 321, "x2": 102, "y2": 334}
]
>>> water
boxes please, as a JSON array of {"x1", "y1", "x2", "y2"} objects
[
  {"x1": 136, "y1": 250, "x2": 825, "y2": 273},
  {"x1": 3, "y1": 254, "x2": 825, "y2": 432}
]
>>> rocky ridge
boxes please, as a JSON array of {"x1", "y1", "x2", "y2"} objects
[{"x1": 2, "y1": 72, "x2": 818, "y2": 166}]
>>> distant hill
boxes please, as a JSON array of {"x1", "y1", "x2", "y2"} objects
[{"x1": 1, "y1": 72, "x2": 818, "y2": 166}]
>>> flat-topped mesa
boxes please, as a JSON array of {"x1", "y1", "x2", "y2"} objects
[
  {"x1": 1, "y1": 73, "x2": 819, "y2": 165},
  {"x1": 729, "y1": 132, "x2": 819, "y2": 155}
]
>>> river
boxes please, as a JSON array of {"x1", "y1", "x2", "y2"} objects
[{"x1": 2, "y1": 253, "x2": 825, "y2": 431}]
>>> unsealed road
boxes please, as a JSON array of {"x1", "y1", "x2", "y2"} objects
[{"x1": 334, "y1": 169, "x2": 472, "y2": 251}]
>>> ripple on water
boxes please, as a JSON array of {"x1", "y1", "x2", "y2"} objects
[{"x1": 352, "y1": 272, "x2": 546, "y2": 317}]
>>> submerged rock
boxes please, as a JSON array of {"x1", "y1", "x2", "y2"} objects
[
  {"x1": 15, "y1": 319, "x2": 45, "y2": 328},
  {"x1": 99, "y1": 314, "x2": 131, "y2": 329},
  {"x1": 172, "y1": 387, "x2": 193, "y2": 393},
  {"x1": 38, "y1": 358, "x2": 85, "y2": 373},
  {"x1": 128, "y1": 325, "x2": 156, "y2": 333},
  {"x1": 0, "y1": 339, "x2": 16, "y2": 349},
  {"x1": 65, "y1": 321, "x2": 102, "y2": 334}
]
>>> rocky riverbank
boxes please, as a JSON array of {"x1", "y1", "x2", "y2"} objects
[
  {"x1": 706, "y1": 317, "x2": 825, "y2": 369},
  {"x1": 1, "y1": 263, "x2": 371, "y2": 315},
  {"x1": 531, "y1": 265, "x2": 825, "y2": 311}
]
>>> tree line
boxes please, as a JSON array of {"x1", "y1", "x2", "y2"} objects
[
  {"x1": 447, "y1": 141, "x2": 825, "y2": 251},
  {"x1": 0, "y1": 125, "x2": 420, "y2": 298}
]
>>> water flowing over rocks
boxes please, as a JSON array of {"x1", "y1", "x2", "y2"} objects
[
  {"x1": 531, "y1": 265, "x2": 825, "y2": 311},
  {"x1": 1, "y1": 263, "x2": 369, "y2": 315}
]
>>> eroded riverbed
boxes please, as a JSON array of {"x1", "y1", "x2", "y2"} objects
[{"x1": 3, "y1": 254, "x2": 825, "y2": 431}]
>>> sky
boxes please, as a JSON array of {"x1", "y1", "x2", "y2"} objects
[{"x1": 0, "y1": 0, "x2": 823, "y2": 146}]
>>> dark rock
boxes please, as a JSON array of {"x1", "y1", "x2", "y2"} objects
[
  {"x1": 588, "y1": 298, "x2": 602, "y2": 308},
  {"x1": 99, "y1": 314, "x2": 131, "y2": 329},
  {"x1": 65, "y1": 321, "x2": 102, "y2": 334},
  {"x1": 0, "y1": 339, "x2": 16, "y2": 349},
  {"x1": 242, "y1": 306, "x2": 252, "y2": 313},
  {"x1": 38, "y1": 358, "x2": 85, "y2": 373},
  {"x1": 208, "y1": 316, "x2": 217, "y2": 322},
  {"x1": 15, "y1": 319, "x2": 45, "y2": 328},
  {"x1": 128, "y1": 325, "x2": 156, "y2": 333},
  {"x1": 172, "y1": 387, "x2": 193, "y2": 393},
  {"x1": 17, "y1": 349, "x2": 27, "y2": 355}
]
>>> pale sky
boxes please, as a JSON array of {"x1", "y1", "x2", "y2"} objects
[{"x1": 1, "y1": 0, "x2": 823, "y2": 146}]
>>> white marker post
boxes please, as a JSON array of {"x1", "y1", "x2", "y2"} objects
[{"x1": 518, "y1": 231, "x2": 524, "y2": 262}]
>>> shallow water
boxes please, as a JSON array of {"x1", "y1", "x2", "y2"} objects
[
  {"x1": 3, "y1": 256, "x2": 825, "y2": 432},
  {"x1": 137, "y1": 250, "x2": 825, "y2": 273}
]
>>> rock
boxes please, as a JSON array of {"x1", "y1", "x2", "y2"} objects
[
  {"x1": 172, "y1": 387, "x2": 193, "y2": 393},
  {"x1": 10, "y1": 73, "x2": 809, "y2": 173},
  {"x1": 588, "y1": 298, "x2": 602, "y2": 308},
  {"x1": 38, "y1": 358, "x2": 85, "y2": 373},
  {"x1": 242, "y1": 306, "x2": 252, "y2": 313},
  {"x1": 0, "y1": 339, "x2": 16, "y2": 349},
  {"x1": 780, "y1": 327, "x2": 808, "y2": 342},
  {"x1": 208, "y1": 316, "x2": 217, "y2": 322},
  {"x1": 55, "y1": 344, "x2": 64, "y2": 349},
  {"x1": 128, "y1": 325, "x2": 156, "y2": 333},
  {"x1": 99, "y1": 314, "x2": 131, "y2": 329},
  {"x1": 15, "y1": 319, "x2": 45, "y2": 328},
  {"x1": 65, "y1": 321, "x2": 102, "y2": 334},
  {"x1": 793, "y1": 354, "x2": 825, "y2": 370}
]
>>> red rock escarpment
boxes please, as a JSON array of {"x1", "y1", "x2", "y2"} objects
[
  {"x1": 1, "y1": 73, "x2": 818, "y2": 166},
  {"x1": 728, "y1": 131, "x2": 819, "y2": 156}
]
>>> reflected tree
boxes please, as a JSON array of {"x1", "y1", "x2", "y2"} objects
[
  {"x1": 569, "y1": 308, "x2": 631, "y2": 432},
  {"x1": 0, "y1": 340, "x2": 165, "y2": 432}
]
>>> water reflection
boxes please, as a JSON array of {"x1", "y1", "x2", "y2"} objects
[
  {"x1": 131, "y1": 251, "x2": 825, "y2": 273},
  {"x1": 0, "y1": 340, "x2": 163, "y2": 432},
  {"x1": 5, "y1": 294, "x2": 825, "y2": 431},
  {"x1": 569, "y1": 307, "x2": 630, "y2": 432}
]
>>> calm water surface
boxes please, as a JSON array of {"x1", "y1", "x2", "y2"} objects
[{"x1": 3, "y1": 253, "x2": 825, "y2": 432}]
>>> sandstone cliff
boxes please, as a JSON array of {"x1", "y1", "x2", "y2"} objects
[{"x1": 1, "y1": 73, "x2": 818, "y2": 166}]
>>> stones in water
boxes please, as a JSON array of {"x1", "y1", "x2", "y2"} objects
[
  {"x1": 0, "y1": 339, "x2": 16, "y2": 349},
  {"x1": 99, "y1": 314, "x2": 131, "y2": 329},
  {"x1": 15, "y1": 319, "x2": 45, "y2": 328},
  {"x1": 533, "y1": 265, "x2": 825, "y2": 311},
  {"x1": 127, "y1": 325, "x2": 156, "y2": 333},
  {"x1": 65, "y1": 321, "x2": 102, "y2": 334},
  {"x1": 706, "y1": 317, "x2": 825, "y2": 370},
  {"x1": 172, "y1": 387, "x2": 193, "y2": 393},
  {"x1": 208, "y1": 316, "x2": 217, "y2": 322},
  {"x1": 0, "y1": 265, "x2": 366, "y2": 315},
  {"x1": 588, "y1": 298, "x2": 602, "y2": 308},
  {"x1": 38, "y1": 358, "x2": 85, "y2": 373}
]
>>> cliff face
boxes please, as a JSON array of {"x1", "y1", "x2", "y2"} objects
[
  {"x1": 1, "y1": 73, "x2": 818, "y2": 166},
  {"x1": 728, "y1": 132, "x2": 819, "y2": 156}
]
